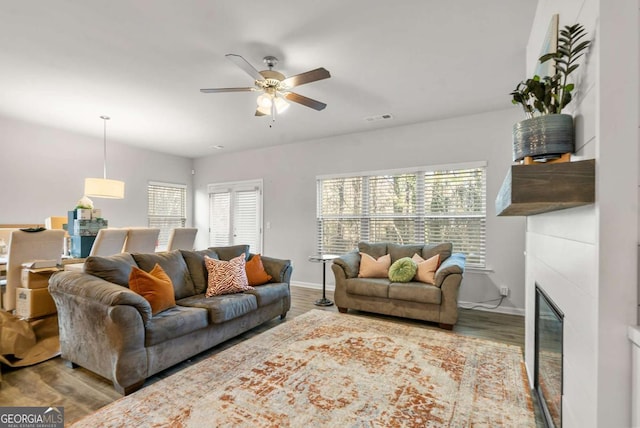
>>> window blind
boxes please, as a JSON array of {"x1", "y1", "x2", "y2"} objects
[
  {"x1": 317, "y1": 164, "x2": 486, "y2": 268},
  {"x1": 148, "y1": 182, "x2": 187, "y2": 248}
]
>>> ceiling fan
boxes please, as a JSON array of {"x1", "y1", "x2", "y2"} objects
[{"x1": 200, "y1": 54, "x2": 331, "y2": 118}]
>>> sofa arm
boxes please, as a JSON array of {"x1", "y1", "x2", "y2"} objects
[
  {"x1": 332, "y1": 250, "x2": 360, "y2": 279},
  {"x1": 435, "y1": 253, "x2": 466, "y2": 287},
  {"x1": 259, "y1": 255, "x2": 293, "y2": 285},
  {"x1": 49, "y1": 271, "x2": 152, "y2": 324}
]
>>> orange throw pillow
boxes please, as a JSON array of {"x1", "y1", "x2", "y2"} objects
[
  {"x1": 358, "y1": 253, "x2": 391, "y2": 278},
  {"x1": 245, "y1": 254, "x2": 272, "y2": 286},
  {"x1": 412, "y1": 253, "x2": 440, "y2": 285},
  {"x1": 129, "y1": 263, "x2": 176, "y2": 315}
]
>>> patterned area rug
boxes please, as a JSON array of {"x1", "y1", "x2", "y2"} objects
[{"x1": 71, "y1": 310, "x2": 535, "y2": 427}]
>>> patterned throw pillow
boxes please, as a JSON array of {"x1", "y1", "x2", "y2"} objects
[
  {"x1": 204, "y1": 253, "x2": 254, "y2": 297},
  {"x1": 245, "y1": 254, "x2": 272, "y2": 286},
  {"x1": 388, "y1": 257, "x2": 418, "y2": 283},
  {"x1": 412, "y1": 253, "x2": 441, "y2": 285},
  {"x1": 129, "y1": 263, "x2": 176, "y2": 315},
  {"x1": 358, "y1": 253, "x2": 391, "y2": 278}
]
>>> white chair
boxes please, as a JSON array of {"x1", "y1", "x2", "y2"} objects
[
  {"x1": 123, "y1": 228, "x2": 160, "y2": 253},
  {"x1": 166, "y1": 228, "x2": 198, "y2": 251},
  {"x1": 90, "y1": 229, "x2": 129, "y2": 257},
  {"x1": 2, "y1": 229, "x2": 65, "y2": 311}
]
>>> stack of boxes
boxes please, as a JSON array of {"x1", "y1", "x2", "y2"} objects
[
  {"x1": 16, "y1": 265, "x2": 60, "y2": 319},
  {"x1": 67, "y1": 208, "x2": 108, "y2": 258}
]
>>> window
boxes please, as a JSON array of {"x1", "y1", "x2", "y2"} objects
[
  {"x1": 208, "y1": 179, "x2": 263, "y2": 253},
  {"x1": 148, "y1": 181, "x2": 187, "y2": 249},
  {"x1": 317, "y1": 162, "x2": 486, "y2": 268}
]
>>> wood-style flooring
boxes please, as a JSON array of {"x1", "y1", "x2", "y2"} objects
[{"x1": 0, "y1": 286, "x2": 536, "y2": 426}]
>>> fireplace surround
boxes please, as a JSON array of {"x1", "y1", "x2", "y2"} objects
[{"x1": 535, "y1": 284, "x2": 564, "y2": 428}]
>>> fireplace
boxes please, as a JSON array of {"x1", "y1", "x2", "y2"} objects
[{"x1": 535, "y1": 284, "x2": 564, "y2": 428}]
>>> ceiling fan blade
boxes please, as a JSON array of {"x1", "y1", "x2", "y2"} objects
[
  {"x1": 281, "y1": 68, "x2": 330, "y2": 88},
  {"x1": 225, "y1": 53, "x2": 263, "y2": 82},
  {"x1": 200, "y1": 87, "x2": 255, "y2": 93},
  {"x1": 283, "y1": 92, "x2": 327, "y2": 111}
]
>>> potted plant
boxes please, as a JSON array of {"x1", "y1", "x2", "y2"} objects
[{"x1": 510, "y1": 23, "x2": 591, "y2": 162}]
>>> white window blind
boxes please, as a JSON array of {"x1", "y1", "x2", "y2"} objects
[
  {"x1": 148, "y1": 182, "x2": 187, "y2": 248},
  {"x1": 317, "y1": 163, "x2": 486, "y2": 268},
  {"x1": 208, "y1": 180, "x2": 263, "y2": 253}
]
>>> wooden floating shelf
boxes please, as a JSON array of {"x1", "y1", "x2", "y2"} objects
[{"x1": 496, "y1": 159, "x2": 595, "y2": 216}]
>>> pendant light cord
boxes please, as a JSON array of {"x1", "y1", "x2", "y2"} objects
[{"x1": 100, "y1": 115, "x2": 110, "y2": 179}]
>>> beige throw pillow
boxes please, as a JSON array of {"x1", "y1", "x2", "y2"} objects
[
  {"x1": 358, "y1": 253, "x2": 391, "y2": 278},
  {"x1": 412, "y1": 253, "x2": 440, "y2": 285}
]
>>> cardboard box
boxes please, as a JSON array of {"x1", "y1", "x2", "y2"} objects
[
  {"x1": 76, "y1": 208, "x2": 92, "y2": 220},
  {"x1": 15, "y1": 287, "x2": 57, "y2": 319},
  {"x1": 21, "y1": 268, "x2": 60, "y2": 289}
]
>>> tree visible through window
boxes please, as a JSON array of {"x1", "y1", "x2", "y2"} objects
[
  {"x1": 148, "y1": 182, "x2": 187, "y2": 249},
  {"x1": 317, "y1": 163, "x2": 486, "y2": 268}
]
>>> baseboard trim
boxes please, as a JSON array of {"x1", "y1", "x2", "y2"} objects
[
  {"x1": 458, "y1": 300, "x2": 525, "y2": 316},
  {"x1": 291, "y1": 281, "x2": 335, "y2": 292}
]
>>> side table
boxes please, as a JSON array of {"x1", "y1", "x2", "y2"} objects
[{"x1": 308, "y1": 254, "x2": 339, "y2": 306}]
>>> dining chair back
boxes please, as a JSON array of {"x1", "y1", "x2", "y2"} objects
[
  {"x1": 90, "y1": 229, "x2": 128, "y2": 257},
  {"x1": 166, "y1": 228, "x2": 198, "y2": 251},
  {"x1": 123, "y1": 228, "x2": 160, "y2": 253},
  {"x1": 3, "y1": 229, "x2": 65, "y2": 311}
]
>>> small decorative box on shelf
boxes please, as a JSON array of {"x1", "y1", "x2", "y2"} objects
[{"x1": 496, "y1": 159, "x2": 595, "y2": 216}]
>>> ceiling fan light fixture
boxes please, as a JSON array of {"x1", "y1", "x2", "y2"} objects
[{"x1": 257, "y1": 93, "x2": 273, "y2": 109}]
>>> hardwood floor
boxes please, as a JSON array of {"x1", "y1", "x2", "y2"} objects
[{"x1": 0, "y1": 286, "x2": 534, "y2": 425}]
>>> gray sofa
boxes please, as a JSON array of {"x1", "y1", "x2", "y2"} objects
[
  {"x1": 332, "y1": 242, "x2": 465, "y2": 329},
  {"x1": 48, "y1": 245, "x2": 292, "y2": 395}
]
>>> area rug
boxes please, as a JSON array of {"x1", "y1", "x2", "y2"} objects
[{"x1": 71, "y1": 310, "x2": 535, "y2": 427}]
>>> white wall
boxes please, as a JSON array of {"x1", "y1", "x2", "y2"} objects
[
  {"x1": 193, "y1": 108, "x2": 528, "y2": 312},
  {"x1": 524, "y1": 1, "x2": 639, "y2": 427},
  {"x1": 0, "y1": 115, "x2": 194, "y2": 227}
]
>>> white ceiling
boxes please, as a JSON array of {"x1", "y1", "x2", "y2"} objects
[{"x1": 0, "y1": 1, "x2": 537, "y2": 158}]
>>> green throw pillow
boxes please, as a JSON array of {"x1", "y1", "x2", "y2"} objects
[{"x1": 388, "y1": 257, "x2": 418, "y2": 282}]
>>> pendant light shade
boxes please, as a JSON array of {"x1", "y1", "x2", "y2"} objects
[
  {"x1": 84, "y1": 116, "x2": 125, "y2": 199},
  {"x1": 84, "y1": 177, "x2": 125, "y2": 199}
]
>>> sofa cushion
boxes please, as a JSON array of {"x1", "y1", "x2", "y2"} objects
[
  {"x1": 243, "y1": 282, "x2": 289, "y2": 307},
  {"x1": 388, "y1": 282, "x2": 441, "y2": 304},
  {"x1": 245, "y1": 254, "x2": 272, "y2": 286},
  {"x1": 422, "y1": 243, "x2": 453, "y2": 263},
  {"x1": 132, "y1": 251, "x2": 196, "y2": 299},
  {"x1": 412, "y1": 253, "x2": 440, "y2": 285},
  {"x1": 358, "y1": 242, "x2": 388, "y2": 259},
  {"x1": 84, "y1": 253, "x2": 137, "y2": 287},
  {"x1": 358, "y1": 253, "x2": 391, "y2": 278},
  {"x1": 180, "y1": 249, "x2": 219, "y2": 294},
  {"x1": 143, "y1": 305, "x2": 208, "y2": 347},
  {"x1": 388, "y1": 243, "x2": 424, "y2": 264},
  {"x1": 177, "y1": 293, "x2": 258, "y2": 324},
  {"x1": 209, "y1": 244, "x2": 250, "y2": 261},
  {"x1": 128, "y1": 264, "x2": 176, "y2": 315},
  {"x1": 204, "y1": 254, "x2": 253, "y2": 297},
  {"x1": 345, "y1": 278, "x2": 389, "y2": 298}
]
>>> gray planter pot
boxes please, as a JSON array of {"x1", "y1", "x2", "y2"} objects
[{"x1": 512, "y1": 114, "x2": 574, "y2": 162}]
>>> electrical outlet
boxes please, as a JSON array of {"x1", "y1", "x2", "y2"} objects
[{"x1": 500, "y1": 286, "x2": 509, "y2": 297}]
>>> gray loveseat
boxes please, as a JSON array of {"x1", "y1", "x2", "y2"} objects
[
  {"x1": 332, "y1": 242, "x2": 465, "y2": 329},
  {"x1": 49, "y1": 245, "x2": 292, "y2": 395}
]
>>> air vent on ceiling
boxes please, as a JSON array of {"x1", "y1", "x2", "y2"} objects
[{"x1": 364, "y1": 113, "x2": 394, "y2": 122}]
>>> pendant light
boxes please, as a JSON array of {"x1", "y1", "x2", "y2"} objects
[{"x1": 84, "y1": 115, "x2": 125, "y2": 199}]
